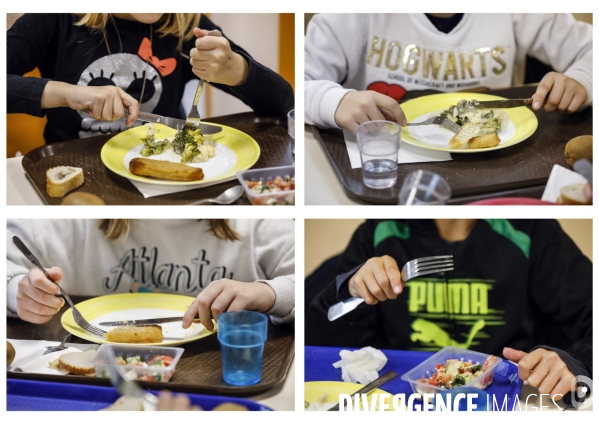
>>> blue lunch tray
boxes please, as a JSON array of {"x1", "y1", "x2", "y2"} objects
[
  {"x1": 304, "y1": 346, "x2": 523, "y2": 411},
  {"x1": 7, "y1": 379, "x2": 272, "y2": 411}
]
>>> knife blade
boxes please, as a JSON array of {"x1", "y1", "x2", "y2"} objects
[
  {"x1": 126, "y1": 110, "x2": 222, "y2": 135},
  {"x1": 327, "y1": 297, "x2": 365, "y2": 321},
  {"x1": 98, "y1": 316, "x2": 200, "y2": 326},
  {"x1": 469, "y1": 98, "x2": 533, "y2": 109},
  {"x1": 327, "y1": 371, "x2": 399, "y2": 411}
]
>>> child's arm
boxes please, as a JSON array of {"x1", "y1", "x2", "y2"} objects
[
  {"x1": 506, "y1": 220, "x2": 592, "y2": 400},
  {"x1": 513, "y1": 14, "x2": 592, "y2": 111},
  {"x1": 8, "y1": 14, "x2": 139, "y2": 124},
  {"x1": 187, "y1": 16, "x2": 294, "y2": 117},
  {"x1": 182, "y1": 279, "x2": 276, "y2": 331},
  {"x1": 305, "y1": 14, "x2": 407, "y2": 133}
]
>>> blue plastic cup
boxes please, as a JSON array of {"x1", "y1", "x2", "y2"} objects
[{"x1": 218, "y1": 311, "x2": 268, "y2": 386}]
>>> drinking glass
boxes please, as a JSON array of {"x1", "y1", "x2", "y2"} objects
[
  {"x1": 218, "y1": 311, "x2": 268, "y2": 386},
  {"x1": 356, "y1": 121, "x2": 400, "y2": 189},
  {"x1": 398, "y1": 170, "x2": 452, "y2": 205}
]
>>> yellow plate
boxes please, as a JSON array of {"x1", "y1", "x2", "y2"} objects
[
  {"x1": 401, "y1": 93, "x2": 538, "y2": 153},
  {"x1": 304, "y1": 381, "x2": 398, "y2": 411},
  {"x1": 100, "y1": 123, "x2": 260, "y2": 185},
  {"x1": 61, "y1": 293, "x2": 216, "y2": 346}
]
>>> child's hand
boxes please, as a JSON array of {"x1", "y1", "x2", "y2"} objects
[
  {"x1": 503, "y1": 347, "x2": 575, "y2": 400},
  {"x1": 16, "y1": 267, "x2": 65, "y2": 324},
  {"x1": 182, "y1": 279, "x2": 275, "y2": 331},
  {"x1": 334, "y1": 91, "x2": 407, "y2": 135},
  {"x1": 157, "y1": 391, "x2": 201, "y2": 411},
  {"x1": 532, "y1": 72, "x2": 587, "y2": 113},
  {"x1": 189, "y1": 28, "x2": 249, "y2": 87},
  {"x1": 42, "y1": 82, "x2": 139, "y2": 126},
  {"x1": 348, "y1": 256, "x2": 404, "y2": 304}
]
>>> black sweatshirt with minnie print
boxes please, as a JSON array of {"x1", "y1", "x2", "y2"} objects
[
  {"x1": 306, "y1": 220, "x2": 592, "y2": 381},
  {"x1": 8, "y1": 14, "x2": 294, "y2": 143}
]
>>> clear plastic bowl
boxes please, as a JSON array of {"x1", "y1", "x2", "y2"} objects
[
  {"x1": 90, "y1": 344, "x2": 184, "y2": 383},
  {"x1": 236, "y1": 165, "x2": 295, "y2": 205},
  {"x1": 401, "y1": 347, "x2": 502, "y2": 397}
]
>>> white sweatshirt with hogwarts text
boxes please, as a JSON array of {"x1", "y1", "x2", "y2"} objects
[{"x1": 305, "y1": 13, "x2": 592, "y2": 128}]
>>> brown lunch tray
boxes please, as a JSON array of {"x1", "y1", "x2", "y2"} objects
[
  {"x1": 312, "y1": 86, "x2": 592, "y2": 204},
  {"x1": 21, "y1": 113, "x2": 295, "y2": 205},
  {"x1": 7, "y1": 297, "x2": 295, "y2": 396}
]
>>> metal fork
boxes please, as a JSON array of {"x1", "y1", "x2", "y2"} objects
[
  {"x1": 407, "y1": 116, "x2": 461, "y2": 134},
  {"x1": 102, "y1": 345, "x2": 159, "y2": 411},
  {"x1": 185, "y1": 29, "x2": 222, "y2": 129},
  {"x1": 327, "y1": 255, "x2": 454, "y2": 321},
  {"x1": 11, "y1": 236, "x2": 106, "y2": 338}
]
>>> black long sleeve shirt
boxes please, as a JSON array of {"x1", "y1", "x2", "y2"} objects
[
  {"x1": 306, "y1": 220, "x2": 592, "y2": 379},
  {"x1": 8, "y1": 14, "x2": 294, "y2": 143}
]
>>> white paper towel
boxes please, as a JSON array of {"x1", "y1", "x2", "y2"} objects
[
  {"x1": 541, "y1": 164, "x2": 589, "y2": 202},
  {"x1": 343, "y1": 129, "x2": 452, "y2": 169}
]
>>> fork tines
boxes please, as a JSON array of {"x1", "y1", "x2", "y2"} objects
[{"x1": 413, "y1": 255, "x2": 454, "y2": 274}]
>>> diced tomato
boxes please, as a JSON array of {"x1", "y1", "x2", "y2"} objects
[
  {"x1": 149, "y1": 355, "x2": 174, "y2": 367},
  {"x1": 140, "y1": 374, "x2": 155, "y2": 382},
  {"x1": 245, "y1": 180, "x2": 261, "y2": 188}
]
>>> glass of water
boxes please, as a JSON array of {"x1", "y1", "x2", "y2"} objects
[
  {"x1": 218, "y1": 311, "x2": 268, "y2": 386},
  {"x1": 356, "y1": 121, "x2": 400, "y2": 189},
  {"x1": 398, "y1": 169, "x2": 452, "y2": 205}
]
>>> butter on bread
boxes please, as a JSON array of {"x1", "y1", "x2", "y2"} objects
[
  {"x1": 46, "y1": 166, "x2": 84, "y2": 197},
  {"x1": 448, "y1": 123, "x2": 480, "y2": 149}
]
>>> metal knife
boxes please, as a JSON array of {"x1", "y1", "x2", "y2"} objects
[
  {"x1": 125, "y1": 110, "x2": 222, "y2": 135},
  {"x1": 327, "y1": 297, "x2": 365, "y2": 321},
  {"x1": 469, "y1": 98, "x2": 533, "y2": 109},
  {"x1": 98, "y1": 316, "x2": 201, "y2": 326},
  {"x1": 327, "y1": 370, "x2": 399, "y2": 411}
]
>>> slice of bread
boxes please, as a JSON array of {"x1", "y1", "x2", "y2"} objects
[
  {"x1": 560, "y1": 183, "x2": 591, "y2": 205},
  {"x1": 58, "y1": 349, "x2": 97, "y2": 375},
  {"x1": 467, "y1": 133, "x2": 501, "y2": 149},
  {"x1": 448, "y1": 123, "x2": 480, "y2": 149},
  {"x1": 101, "y1": 395, "x2": 144, "y2": 411},
  {"x1": 46, "y1": 166, "x2": 84, "y2": 197}
]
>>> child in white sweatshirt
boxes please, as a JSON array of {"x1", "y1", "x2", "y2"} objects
[
  {"x1": 7, "y1": 219, "x2": 295, "y2": 330},
  {"x1": 305, "y1": 14, "x2": 592, "y2": 134}
]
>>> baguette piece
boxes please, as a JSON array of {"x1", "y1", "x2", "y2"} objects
[
  {"x1": 129, "y1": 157, "x2": 204, "y2": 181},
  {"x1": 46, "y1": 166, "x2": 84, "y2": 197},
  {"x1": 467, "y1": 133, "x2": 501, "y2": 149},
  {"x1": 560, "y1": 183, "x2": 591, "y2": 205},
  {"x1": 105, "y1": 325, "x2": 164, "y2": 344},
  {"x1": 448, "y1": 123, "x2": 480, "y2": 149},
  {"x1": 57, "y1": 349, "x2": 97, "y2": 375}
]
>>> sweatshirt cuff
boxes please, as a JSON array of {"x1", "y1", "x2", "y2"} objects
[
  {"x1": 335, "y1": 263, "x2": 364, "y2": 301},
  {"x1": 531, "y1": 345, "x2": 591, "y2": 378},
  {"x1": 7, "y1": 274, "x2": 24, "y2": 317},
  {"x1": 563, "y1": 70, "x2": 593, "y2": 109},
  {"x1": 307, "y1": 81, "x2": 355, "y2": 128},
  {"x1": 257, "y1": 276, "x2": 295, "y2": 323},
  {"x1": 532, "y1": 345, "x2": 592, "y2": 409}
]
